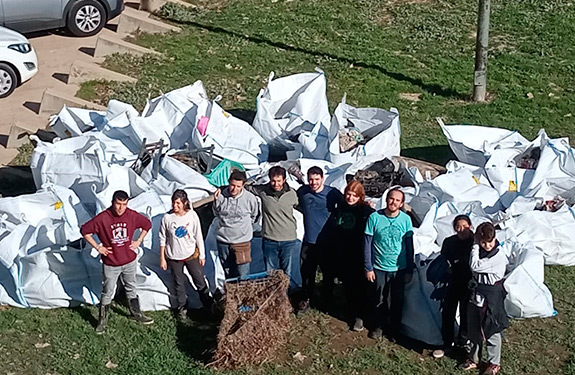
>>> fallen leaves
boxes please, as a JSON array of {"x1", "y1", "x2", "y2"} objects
[
  {"x1": 399, "y1": 93, "x2": 422, "y2": 102},
  {"x1": 105, "y1": 360, "x2": 118, "y2": 369},
  {"x1": 293, "y1": 351, "x2": 306, "y2": 363}
]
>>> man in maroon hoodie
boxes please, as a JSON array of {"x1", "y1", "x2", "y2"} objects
[{"x1": 81, "y1": 190, "x2": 153, "y2": 334}]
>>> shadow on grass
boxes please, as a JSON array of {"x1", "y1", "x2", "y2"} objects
[
  {"x1": 166, "y1": 19, "x2": 465, "y2": 100},
  {"x1": 402, "y1": 145, "x2": 455, "y2": 166},
  {"x1": 312, "y1": 281, "x2": 448, "y2": 356},
  {"x1": 175, "y1": 309, "x2": 220, "y2": 363},
  {"x1": 70, "y1": 305, "x2": 99, "y2": 328}
]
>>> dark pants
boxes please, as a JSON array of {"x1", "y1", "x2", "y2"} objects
[
  {"x1": 341, "y1": 268, "x2": 369, "y2": 322},
  {"x1": 263, "y1": 238, "x2": 300, "y2": 290},
  {"x1": 167, "y1": 257, "x2": 212, "y2": 310},
  {"x1": 217, "y1": 241, "x2": 250, "y2": 279},
  {"x1": 442, "y1": 284, "x2": 470, "y2": 347},
  {"x1": 300, "y1": 242, "x2": 335, "y2": 302},
  {"x1": 369, "y1": 269, "x2": 405, "y2": 337}
]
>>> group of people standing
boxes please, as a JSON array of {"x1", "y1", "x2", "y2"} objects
[{"x1": 80, "y1": 164, "x2": 508, "y2": 375}]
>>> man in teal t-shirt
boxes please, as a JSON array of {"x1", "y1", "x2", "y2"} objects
[{"x1": 363, "y1": 188, "x2": 414, "y2": 341}]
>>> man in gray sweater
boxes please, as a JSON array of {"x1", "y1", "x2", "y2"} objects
[{"x1": 213, "y1": 169, "x2": 260, "y2": 279}]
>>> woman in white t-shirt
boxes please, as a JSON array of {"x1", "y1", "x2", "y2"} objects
[{"x1": 159, "y1": 189, "x2": 213, "y2": 319}]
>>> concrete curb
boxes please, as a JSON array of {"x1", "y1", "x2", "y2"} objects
[
  {"x1": 6, "y1": 124, "x2": 36, "y2": 149},
  {"x1": 139, "y1": 0, "x2": 196, "y2": 12},
  {"x1": 39, "y1": 89, "x2": 107, "y2": 115},
  {"x1": 68, "y1": 60, "x2": 138, "y2": 85},
  {"x1": 94, "y1": 32, "x2": 161, "y2": 58},
  {"x1": 118, "y1": 7, "x2": 182, "y2": 35}
]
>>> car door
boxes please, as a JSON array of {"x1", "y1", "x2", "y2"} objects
[{"x1": 2, "y1": 0, "x2": 62, "y2": 34}]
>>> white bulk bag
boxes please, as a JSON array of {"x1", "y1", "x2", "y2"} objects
[
  {"x1": 500, "y1": 205, "x2": 575, "y2": 266},
  {"x1": 0, "y1": 184, "x2": 90, "y2": 244},
  {"x1": 17, "y1": 243, "x2": 102, "y2": 308},
  {"x1": 502, "y1": 241, "x2": 555, "y2": 318},
  {"x1": 132, "y1": 84, "x2": 202, "y2": 150},
  {"x1": 253, "y1": 69, "x2": 331, "y2": 159},
  {"x1": 329, "y1": 95, "x2": 400, "y2": 164},
  {"x1": 91, "y1": 164, "x2": 150, "y2": 214},
  {"x1": 439, "y1": 119, "x2": 529, "y2": 167},
  {"x1": 523, "y1": 137, "x2": 575, "y2": 200},
  {"x1": 140, "y1": 155, "x2": 215, "y2": 206},
  {"x1": 49, "y1": 106, "x2": 106, "y2": 139},
  {"x1": 30, "y1": 135, "x2": 120, "y2": 213},
  {"x1": 190, "y1": 98, "x2": 269, "y2": 169},
  {"x1": 484, "y1": 166, "x2": 535, "y2": 208}
]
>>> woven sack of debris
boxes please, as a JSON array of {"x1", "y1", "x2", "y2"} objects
[{"x1": 211, "y1": 270, "x2": 292, "y2": 369}]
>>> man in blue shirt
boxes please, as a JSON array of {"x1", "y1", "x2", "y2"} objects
[
  {"x1": 296, "y1": 166, "x2": 343, "y2": 313},
  {"x1": 363, "y1": 188, "x2": 414, "y2": 340}
]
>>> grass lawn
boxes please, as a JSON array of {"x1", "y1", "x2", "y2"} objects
[
  {"x1": 1, "y1": 266, "x2": 575, "y2": 375},
  {"x1": 3, "y1": 0, "x2": 575, "y2": 374}
]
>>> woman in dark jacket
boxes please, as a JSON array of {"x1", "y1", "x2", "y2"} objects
[
  {"x1": 330, "y1": 180, "x2": 374, "y2": 331},
  {"x1": 433, "y1": 214, "x2": 474, "y2": 359}
]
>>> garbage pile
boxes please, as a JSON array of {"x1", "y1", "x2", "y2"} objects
[{"x1": 0, "y1": 68, "x2": 574, "y2": 347}]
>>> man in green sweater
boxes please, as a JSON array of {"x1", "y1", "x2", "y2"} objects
[{"x1": 247, "y1": 166, "x2": 300, "y2": 291}]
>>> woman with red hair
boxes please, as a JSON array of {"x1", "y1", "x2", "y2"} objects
[{"x1": 330, "y1": 180, "x2": 374, "y2": 331}]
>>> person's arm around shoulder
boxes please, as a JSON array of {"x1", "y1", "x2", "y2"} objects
[
  {"x1": 326, "y1": 187, "x2": 344, "y2": 213},
  {"x1": 289, "y1": 188, "x2": 299, "y2": 210},
  {"x1": 243, "y1": 183, "x2": 265, "y2": 197},
  {"x1": 295, "y1": 185, "x2": 307, "y2": 213}
]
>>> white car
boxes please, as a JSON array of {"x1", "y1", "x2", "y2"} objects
[{"x1": 0, "y1": 26, "x2": 38, "y2": 98}]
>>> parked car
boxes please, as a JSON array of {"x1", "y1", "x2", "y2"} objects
[
  {"x1": 0, "y1": 26, "x2": 38, "y2": 98},
  {"x1": 0, "y1": 0, "x2": 124, "y2": 37}
]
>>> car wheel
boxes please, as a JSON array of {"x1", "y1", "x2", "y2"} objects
[
  {"x1": 67, "y1": 0, "x2": 106, "y2": 37},
  {"x1": 0, "y1": 63, "x2": 18, "y2": 98}
]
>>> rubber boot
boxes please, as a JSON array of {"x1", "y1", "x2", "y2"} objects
[
  {"x1": 95, "y1": 304, "x2": 110, "y2": 334},
  {"x1": 128, "y1": 297, "x2": 154, "y2": 325},
  {"x1": 199, "y1": 287, "x2": 214, "y2": 312}
]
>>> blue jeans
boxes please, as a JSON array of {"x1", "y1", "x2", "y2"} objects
[
  {"x1": 217, "y1": 241, "x2": 250, "y2": 279},
  {"x1": 262, "y1": 238, "x2": 300, "y2": 290}
]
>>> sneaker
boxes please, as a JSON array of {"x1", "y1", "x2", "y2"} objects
[
  {"x1": 460, "y1": 359, "x2": 478, "y2": 371},
  {"x1": 132, "y1": 313, "x2": 154, "y2": 325},
  {"x1": 177, "y1": 308, "x2": 188, "y2": 321},
  {"x1": 460, "y1": 340, "x2": 473, "y2": 354},
  {"x1": 368, "y1": 328, "x2": 383, "y2": 340},
  {"x1": 352, "y1": 318, "x2": 364, "y2": 332},
  {"x1": 483, "y1": 363, "x2": 501, "y2": 375},
  {"x1": 432, "y1": 349, "x2": 445, "y2": 359}
]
